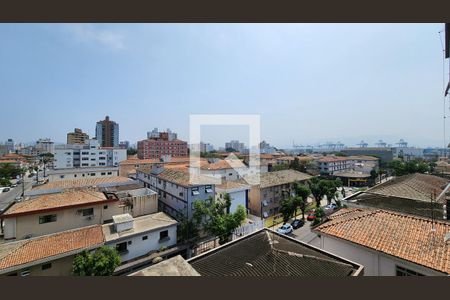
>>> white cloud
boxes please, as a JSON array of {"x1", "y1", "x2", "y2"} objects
[{"x1": 66, "y1": 24, "x2": 125, "y2": 50}]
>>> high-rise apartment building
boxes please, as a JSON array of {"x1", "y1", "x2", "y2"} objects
[
  {"x1": 95, "y1": 115, "x2": 119, "y2": 147},
  {"x1": 137, "y1": 129, "x2": 188, "y2": 159},
  {"x1": 67, "y1": 128, "x2": 89, "y2": 145},
  {"x1": 36, "y1": 138, "x2": 54, "y2": 154},
  {"x1": 225, "y1": 140, "x2": 245, "y2": 153}
]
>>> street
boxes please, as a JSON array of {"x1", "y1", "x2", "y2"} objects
[{"x1": 0, "y1": 171, "x2": 37, "y2": 212}]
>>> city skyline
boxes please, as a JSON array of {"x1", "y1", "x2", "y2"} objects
[{"x1": 0, "y1": 23, "x2": 447, "y2": 148}]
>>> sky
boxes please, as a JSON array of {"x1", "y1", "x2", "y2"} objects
[{"x1": 0, "y1": 23, "x2": 448, "y2": 149}]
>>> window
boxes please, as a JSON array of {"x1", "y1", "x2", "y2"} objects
[
  {"x1": 101, "y1": 172, "x2": 106, "y2": 175},
  {"x1": 116, "y1": 242, "x2": 128, "y2": 253},
  {"x1": 191, "y1": 187, "x2": 200, "y2": 196},
  {"x1": 82, "y1": 208, "x2": 94, "y2": 217},
  {"x1": 60, "y1": 175, "x2": 65, "y2": 179},
  {"x1": 41, "y1": 263, "x2": 52, "y2": 270},
  {"x1": 82, "y1": 157, "x2": 89, "y2": 161},
  {"x1": 159, "y1": 230, "x2": 169, "y2": 241},
  {"x1": 39, "y1": 214, "x2": 57, "y2": 224},
  {"x1": 396, "y1": 266, "x2": 424, "y2": 276},
  {"x1": 82, "y1": 151, "x2": 89, "y2": 155},
  {"x1": 142, "y1": 235, "x2": 148, "y2": 241},
  {"x1": 74, "y1": 174, "x2": 77, "y2": 178},
  {"x1": 103, "y1": 205, "x2": 108, "y2": 209},
  {"x1": 90, "y1": 173, "x2": 95, "y2": 176},
  {"x1": 107, "y1": 172, "x2": 112, "y2": 175}
]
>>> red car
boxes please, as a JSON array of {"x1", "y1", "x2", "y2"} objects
[{"x1": 306, "y1": 211, "x2": 316, "y2": 221}]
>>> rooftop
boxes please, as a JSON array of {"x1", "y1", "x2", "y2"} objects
[
  {"x1": 365, "y1": 173, "x2": 449, "y2": 202},
  {"x1": 188, "y1": 229, "x2": 362, "y2": 276},
  {"x1": 242, "y1": 169, "x2": 312, "y2": 188},
  {"x1": 102, "y1": 212, "x2": 178, "y2": 242},
  {"x1": 1, "y1": 190, "x2": 112, "y2": 218},
  {"x1": 347, "y1": 155, "x2": 380, "y2": 161},
  {"x1": 0, "y1": 225, "x2": 104, "y2": 274},
  {"x1": 333, "y1": 171, "x2": 371, "y2": 178},
  {"x1": 138, "y1": 166, "x2": 216, "y2": 186},
  {"x1": 32, "y1": 176, "x2": 133, "y2": 191},
  {"x1": 130, "y1": 255, "x2": 200, "y2": 276},
  {"x1": 48, "y1": 166, "x2": 119, "y2": 174},
  {"x1": 318, "y1": 156, "x2": 350, "y2": 163},
  {"x1": 315, "y1": 209, "x2": 450, "y2": 274},
  {"x1": 120, "y1": 156, "x2": 191, "y2": 166},
  {"x1": 215, "y1": 181, "x2": 251, "y2": 192},
  {"x1": 200, "y1": 159, "x2": 246, "y2": 170}
]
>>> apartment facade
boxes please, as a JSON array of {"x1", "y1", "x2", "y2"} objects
[
  {"x1": 96, "y1": 115, "x2": 119, "y2": 148},
  {"x1": 245, "y1": 169, "x2": 312, "y2": 218},
  {"x1": 215, "y1": 181, "x2": 250, "y2": 214},
  {"x1": 53, "y1": 139, "x2": 126, "y2": 169},
  {"x1": 136, "y1": 166, "x2": 215, "y2": 220},
  {"x1": 318, "y1": 156, "x2": 353, "y2": 175},
  {"x1": 137, "y1": 131, "x2": 188, "y2": 159},
  {"x1": 36, "y1": 138, "x2": 54, "y2": 154},
  {"x1": 67, "y1": 128, "x2": 89, "y2": 145}
]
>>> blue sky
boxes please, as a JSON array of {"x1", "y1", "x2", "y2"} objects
[{"x1": 0, "y1": 23, "x2": 447, "y2": 149}]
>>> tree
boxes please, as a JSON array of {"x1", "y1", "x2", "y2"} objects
[
  {"x1": 127, "y1": 148, "x2": 137, "y2": 156},
  {"x1": 307, "y1": 177, "x2": 327, "y2": 208},
  {"x1": 293, "y1": 182, "x2": 310, "y2": 220},
  {"x1": 279, "y1": 197, "x2": 296, "y2": 223},
  {"x1": 192, "y1": 195, "x2": 247, "y2": 245},
  {"x1": 39, "y1": 153, "x2": 54, "y2": 177},
  {"x1": 72, "y1": 246, "x2": 121, "y2": 276},
  {"x1": 177, "y1": 216, "x2": 199, "y2": 244},
  {"x1": 388, "y1": 159, "x2": 433, "y2": 176}
]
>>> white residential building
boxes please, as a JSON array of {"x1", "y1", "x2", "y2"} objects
[{"x1": 53, "y1": 139, "x2": 126, "y2": 169}]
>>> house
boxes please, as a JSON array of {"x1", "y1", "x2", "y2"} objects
[
  {"x1": 347, "y1": 155, "x2": 379, "y2": 173},
  {"x1": 102, "y1": 212, "x2": 178, "y2": 263},
  {"x1": 0, "y1": 212, "x2": 178, "y2": 276},
  {"x1": 0, "y1": 225, "x2": 104, "y2": 276},
  {"x1": 136, "y1": 165, "x2": 215, "y2": 220},
  {"x1": 130, "y1": 229, "x2": 363, "y2": 276},
  {"x1": 215, "y1": 181, "x2": 250, "y2": 214},
  {"x1": 242, "y1": 169, "x2": 312, "y2": 218},
  {"x1": 314, "y1": 208, "x2": 450, "y2": 276},
  {"x1": 1, "y1": 185, "x2": 158, "y2": 240},
  {"x1": 345, "y1": 173, "x2": 450, "y2": 219}
]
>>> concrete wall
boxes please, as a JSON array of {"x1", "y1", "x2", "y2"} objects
[
  {"x1": 106, "y1": 225, "x2": 177, "y2": 263},
  {"x1": 215, "y1": 189, "x2": 248, "y2": 213},
  {"x1": 319, "y1": 234, "x2": 445, "y2": 276},
  {"x1": 2, "y1": 255, "x2": 76, "y2": 276},
  {"x1": 47, "y1": 168, "x2": 119, "y2": 182}
]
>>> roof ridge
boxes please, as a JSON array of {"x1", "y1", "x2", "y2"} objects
[{"x1": 317, "y1": 209, "x2": 380, "y2": 229}]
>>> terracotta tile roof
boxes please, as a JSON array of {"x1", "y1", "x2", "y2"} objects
[
  {"x1": 318, "y1": 156, "x2": 350, "y2": 163},
  {"x1": 347, "y1": 155, "x2": 379, "y2": 161},
  {"x1": 0, "y1": 160, "x2": 20, "y2": 164},
  {"x1": 315, "y1": 209, "x2": 450, "y2": 274},
  {"x1": 366, "y1": 173, "x2": 449, "y2": 202},
  {"x1": 0, "y1": 226, "x2": 104, "y2": 272},
  {"x1": 2, "y1": 190, "x2": 112, "y2": 218},
  {"x1": 33, "y1": 177, "x2": 132, "y2": 190},
  {"x1": 139, "y1": 167, "x2": 216, "y2": 187},
  {"x1": 216, "y1": 181, "x2": 250, "y2": 191},
  {"x1": 201, "y1": 159, "x2": 246, "y2": 170},
  {"x1": 242, "y1": 169, "x2": 312, "y2": 188}
]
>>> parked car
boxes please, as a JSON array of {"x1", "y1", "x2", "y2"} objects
[
  {"x1": 306, "y1": 212, "x2": 316, "y2": 221},
  {"x1": 291, "y1": 219, "x2": 305, "y2": 229},
  {"x1": 2, "y1": 187, "x2": 11, "y2": 192},
  {"x1": 11, "y1": 184, "x2": 17, "y2": 188},
  {"x1": 277, "y1": 223, "x2": 293, "y2": 235},
  {"x1": 15, "y1": 196, "x2": 23, "y2": 201},
  {"x1": 324, "y1": 203, "x2": 338, "y2": 211}
]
